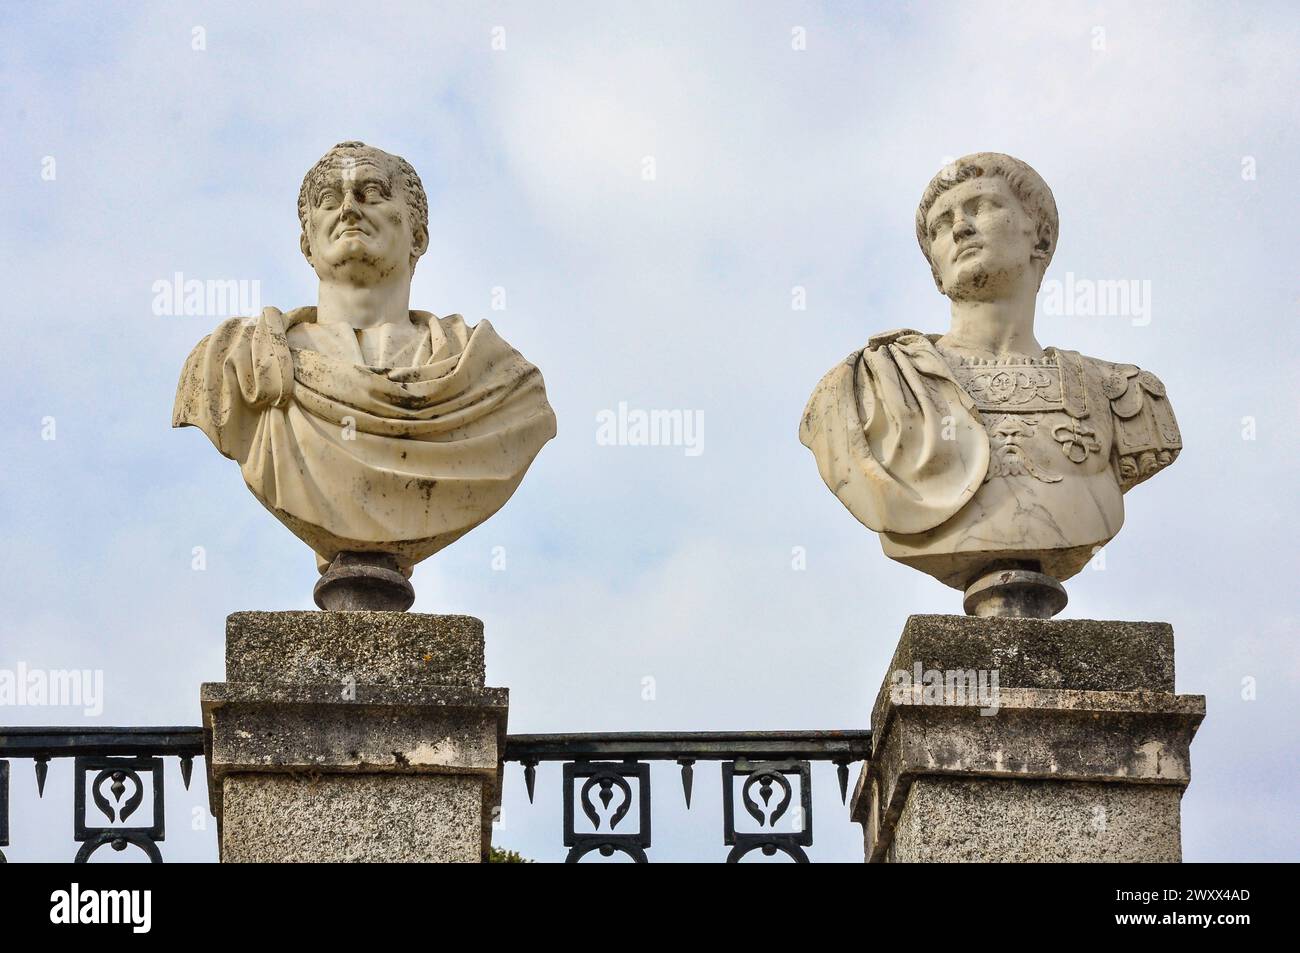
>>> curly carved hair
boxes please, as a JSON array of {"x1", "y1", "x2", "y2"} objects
[
  {"x1": 915, "y1": 152, "x2": 1058, "y2": 292},
  {"x1": 297, "y1": 141, "x2": 429, "y2": 273}
]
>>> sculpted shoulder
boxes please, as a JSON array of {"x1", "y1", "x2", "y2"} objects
[
  {"x1": 865, "y1": 328, "x2": 936, "y2": 351},
  {"x1": 1070, "y1": 351, "x2": 1183, "y2": 491}
]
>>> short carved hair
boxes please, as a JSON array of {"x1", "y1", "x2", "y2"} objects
[
  {"x1": 297, "y1": 141, "x2": 430, "y2": 273},
  {"x1": 915, "y1": 152, "x2": 1058, "y2": 291}
]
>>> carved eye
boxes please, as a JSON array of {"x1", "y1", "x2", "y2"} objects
[
  {"x1": 317, "y1": 188, "x2": 341, "y2": 209},
  {"x1": 363, "y1": 184, "x2": 384, "y2": 200}
]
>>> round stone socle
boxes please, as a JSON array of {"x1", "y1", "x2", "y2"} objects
[
  {"x1": 313, "y1": 552, "x2": 415, "y2": 611},
  {"x1": 963, "y1": 567, "x2": 1067, "y2": 619}
]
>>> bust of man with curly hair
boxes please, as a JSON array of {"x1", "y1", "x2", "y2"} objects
[
  {"x1": 800, "y1": 153, "x2": 1180, "y2": 616},
  {"x1": 174, "y1": 142, "x2": 556, "y2": 606}
]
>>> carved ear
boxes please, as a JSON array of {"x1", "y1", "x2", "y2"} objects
[
  {"x1": 300, "y1": 231, "x2": 313, "y2": 263},
  {"x1": 1031, "y1": 230, "x2": 1052, "y2": 260}
]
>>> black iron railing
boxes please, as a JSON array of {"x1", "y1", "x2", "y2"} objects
[
  {"x1": 503, "y1": 730, "x2": 873, "y2": 862},
  {"x1": 0, "y1": 727, "x2": 204, "y2": 863},
  {"x1": 0, "y1": 727, "x2": 872, "y2": 862}
]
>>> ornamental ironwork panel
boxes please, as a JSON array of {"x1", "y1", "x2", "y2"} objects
[
  {"x1": 507, "y1": 730, "x2": 872, "y2": 863},
  {"x1": 722, "y1": 759, "x2": 812, "y2": 863},
  {"x1": 74, "y1": 755, "x2": 166, "y2": 863},
  {"x1": 562, "y1": 761, "x2": 651, "y2": 863}
]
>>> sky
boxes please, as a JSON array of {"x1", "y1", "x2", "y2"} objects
[{"x1": 1, "y1": 0, "x2": 1297, "y2": 863}]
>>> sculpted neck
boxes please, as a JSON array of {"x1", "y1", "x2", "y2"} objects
[
  {"x1": 940, "y1": 285, "x2": 1043, "y2": 358},
  {"x1": 316, "y1": 272, "x2": 413, "y2": 330}
]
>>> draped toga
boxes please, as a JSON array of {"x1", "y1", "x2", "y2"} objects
[
  {"x1": 799, "y1": 330, "x2": 989, "y2": 536},
  {"x1": 173, "y1": 307, "x2": 557, "y2": 572}
]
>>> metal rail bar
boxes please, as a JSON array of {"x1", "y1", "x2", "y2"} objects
[
  {"x1": 503, "y1": 730, "x2": 873, "y2": 762},
  {"x1": 0, "y1": 727, "x2": 205, "y2": 758}
]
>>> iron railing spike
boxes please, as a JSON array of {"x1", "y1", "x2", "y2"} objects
[
  {"x1": 837, "y1": 760, "x2": 850, "y2": 804},
  {"x1": 35, "y1": 757, "x2": 48, "y2": 797},
  {"x1": 523, "y1": 759, "x2": 537, "y2": 803},
  {"x1": 678, "y1": 759, "x2": 695, "y2": 808},
  {"x1": 180, "y1": 755, "x2": 194, "y2": 790}
]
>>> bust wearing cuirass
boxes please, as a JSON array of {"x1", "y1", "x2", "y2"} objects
[{"x1": 800, "y1": 153, "x2": 1180, "y2": 616}]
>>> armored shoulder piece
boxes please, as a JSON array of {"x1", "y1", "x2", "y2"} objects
[{"x1": 1093, "y1": 360, "x2": 1182, "y2": 491}]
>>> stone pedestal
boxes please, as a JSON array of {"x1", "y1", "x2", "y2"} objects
[
  {"x1": 201, "y1": 611, "x2": 507, "y2": 862},
  {"x1": 851, "y1": 615, "x2": 1204, "y2": 863}
]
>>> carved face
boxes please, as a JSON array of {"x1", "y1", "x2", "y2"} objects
[
  {"x1": 924, "y1": 176, "x2": 1041, "y2": 301},
  {"x1": 305, "y1": 157, "x2": 419, "y2": 285}
]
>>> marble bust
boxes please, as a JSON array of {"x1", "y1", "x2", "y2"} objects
[
  {"x1": 799, "y1": 153, "x2": 1180, "y2": 616},
  {"x1": 174, "y1": 142, "x2": 556, "y2": 608}
]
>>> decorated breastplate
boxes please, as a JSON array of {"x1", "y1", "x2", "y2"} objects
[
  {"x1": 954, "y1": 355, "x2": 1064, "y2": 411},
  {"x1": 945, "y1": 349, "x2": 1103, "y2": 484}
]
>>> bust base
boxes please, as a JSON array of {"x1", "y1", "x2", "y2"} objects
[
  {"x1": 313, "y1": 552, "x2": 415, "y2": 611},
  {"x1": 963, "y1": 565, "x2": 1067, "y2": 618}
]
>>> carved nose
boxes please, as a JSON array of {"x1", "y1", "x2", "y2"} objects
[{"x1": 953, "y1": 218, "x2": 976, "y2": 240}]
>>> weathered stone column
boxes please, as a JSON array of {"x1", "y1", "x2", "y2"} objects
[
  {"x1": 851, "y1": 615, "x2": 1204, "y2": 863},
  {"x1": 201, "y1": 611, "x2": 507, "y2": 862}
]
